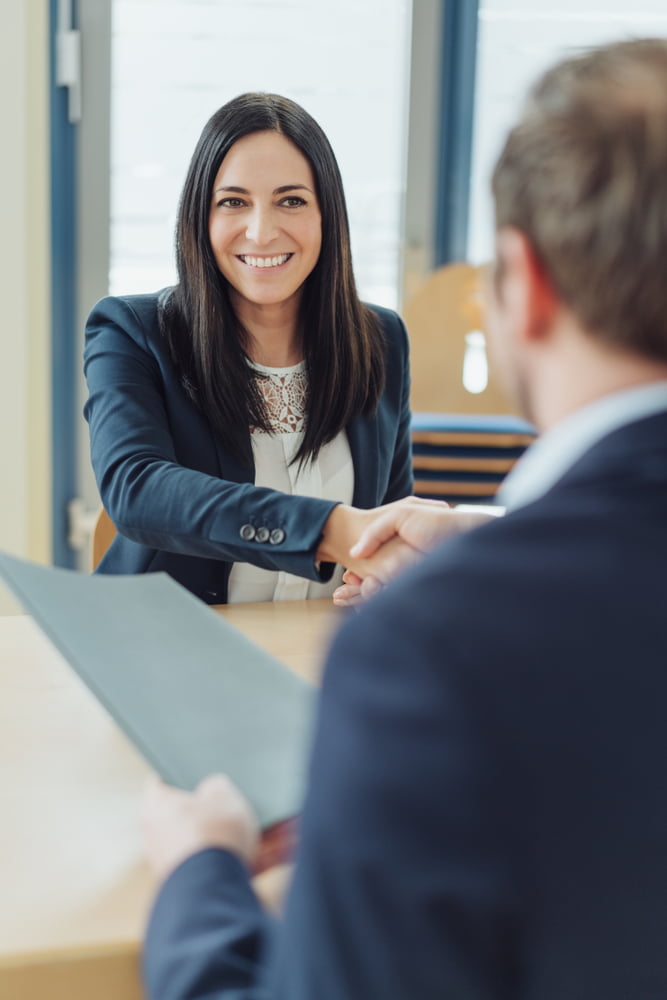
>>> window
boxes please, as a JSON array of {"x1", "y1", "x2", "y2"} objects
[
  {"x1": 467, "y1": 0, "x2": 667, "y2": 263},
  {"x1": 110, "y1": 0, "x2": 412, "y2": 308}
]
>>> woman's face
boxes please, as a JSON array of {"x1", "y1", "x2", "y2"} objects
[{"x1": 209, "y1": 130, "x2": 322, "y2": 317}]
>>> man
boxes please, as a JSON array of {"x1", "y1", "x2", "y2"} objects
[{"x1": 142, "y1": 38, "x2": 667, "y2": 999}]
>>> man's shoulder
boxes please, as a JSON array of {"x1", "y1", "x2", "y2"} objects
[{"x1": 331, "y1": 494, "x2": 632, "y2": 678}]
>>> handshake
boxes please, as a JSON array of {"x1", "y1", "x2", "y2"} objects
[{"x1": 316, "y1": 497, "x2": 501, "y2": 607}]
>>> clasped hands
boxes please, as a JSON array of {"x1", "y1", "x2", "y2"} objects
[{"x1": 317, "y1": 496, "x2": 491, "y2": 607}]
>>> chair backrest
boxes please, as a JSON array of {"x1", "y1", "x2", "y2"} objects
[
  {"x1": 91, "y1": 507, "x2": 116, "y2": 571},
  {"x1": 402, "y1": 261, "x2": 518, "y2": 415},
  {"x1": 410, "y1": 412, "x2": 537, "y2": 504}
]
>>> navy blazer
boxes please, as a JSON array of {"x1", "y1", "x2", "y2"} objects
[
  {"x1": 83, "y1": 293, "x2": 413, "y2": 603},
  {"x1": 144, "y1": 409, "x2": 667, "y2": 999}
]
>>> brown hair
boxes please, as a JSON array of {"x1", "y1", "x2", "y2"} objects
[
  {"x1": 492, "y1": 38, "x2": 667, "y2": 362},
  {"x1": 160, "y1": 92, "x2": 385, "y2": 466}
]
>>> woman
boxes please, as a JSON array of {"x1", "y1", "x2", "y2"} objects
[{"x1": 84, "y1": 92, "x2": 413, "y2": 604}]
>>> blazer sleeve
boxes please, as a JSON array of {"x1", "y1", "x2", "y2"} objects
[
  {"x1": 143, "y1": 848, "x2": 275, "y2": 1000},
  {"x1": 84, "y1": 295, "x2": 338, "y2": 581}
]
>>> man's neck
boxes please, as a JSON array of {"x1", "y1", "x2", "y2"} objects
[{"x1": 529, "y1": 322, "x2": 667, "y2": 433}]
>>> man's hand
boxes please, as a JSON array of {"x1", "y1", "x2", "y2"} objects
[
  {"x1": 352, "y1": 504, "x2": 472, "y2": 560},
  {"x1": 334, "y1": 504, "x2": 500, "y2": 604},
  {"x1": 142, "y1": 774, "x2": 259, "y2": 882}
]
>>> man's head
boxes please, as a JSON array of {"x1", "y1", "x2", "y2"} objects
[{"x1": 486, "y1": 39, "x2": 667, "y2": 424}]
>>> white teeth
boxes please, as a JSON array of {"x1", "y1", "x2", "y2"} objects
[{"x1": 239, "y1": 254, "x2": 291, "y2": 268}]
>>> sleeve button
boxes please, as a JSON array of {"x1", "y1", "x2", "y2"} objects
[
  {"x1": 255, "y1": 526, "x2": 270, "y2": 543},
  {"x1": 269, "y1": 528, "x2": 286, "y2": 545},
  {"x1": 240, "y1": 524, "x2": 256, "y2": 541}
]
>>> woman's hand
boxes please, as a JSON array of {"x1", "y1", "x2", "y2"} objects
[{"x1": 333, "y1": 570, "x2": 366, "y2": 607}]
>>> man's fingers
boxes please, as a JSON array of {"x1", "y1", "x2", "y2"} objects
[
  {"x1": 370, "y1": 540, "x2": 424, "y2": 583},
  {"x1": 359, "y1": 575, "x2": 383, "y2": 599},
  {"x1": 349, "y1": 511, "x2": 405, "y2": 559},
  {"x1": 349, "y1": 499, "x2": 450, "y2": 560},
  {"x1": 197, "y1": 773, "x2": 234, "y2": 795},
  {"x1": 400, "y1": 497, "x2": 449, "y2": 508},
  {"x1": 333, "y1": 583, "x2": 365, "y2": 606}
]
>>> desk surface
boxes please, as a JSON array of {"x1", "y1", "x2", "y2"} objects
[{"x1": 0, "y1": 599, "x2": 344, "y2": 1000}]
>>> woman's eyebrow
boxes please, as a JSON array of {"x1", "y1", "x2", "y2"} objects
[
  {"x1": 274, "y1": 184, "x2": 313, "y2": 194},
  {"x1": 213, "y1": 183, "x2": 314, "y2": 196}
]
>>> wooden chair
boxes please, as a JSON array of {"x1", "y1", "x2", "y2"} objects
[
  {"x1": 91, "y1": 507, "x2": 116, "y2": 571},
  {"x1": 402, "y1": 261, "x2": 518, "y2": 415},
  {"x1": 403, "y1": 262, "x2": 536, "y2": 503},
  {"x1": 410, "y1": 412, "x2": 536, "y2": 503}
]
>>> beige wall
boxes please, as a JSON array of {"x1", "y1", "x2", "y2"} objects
[{"x1": 0, "y1": 0, "x2": 51, "y2": 612}]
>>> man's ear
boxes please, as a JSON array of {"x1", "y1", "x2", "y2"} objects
[{"x1": 495, "y1": 227, "x2": 558, "y2": 345}]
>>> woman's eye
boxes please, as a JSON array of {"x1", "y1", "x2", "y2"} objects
[
  {"x1": 281, "y1": 196, "x2": 307, "y2": 208},
  {"x1": 217, "y1": 197, "x2": 245, "y2": 208}
]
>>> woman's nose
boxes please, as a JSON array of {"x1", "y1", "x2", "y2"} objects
[{"x1": 245, "y1": 207, "x2": 278, "y2": 246}]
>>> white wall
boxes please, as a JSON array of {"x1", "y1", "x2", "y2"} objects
[{"x1": 0, "y1": 0, "x2": 51, "y2": 613}]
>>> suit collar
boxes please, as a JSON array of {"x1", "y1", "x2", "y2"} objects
[{"x1": 499, "y1": 381, "x2": 667, "y2": 512}]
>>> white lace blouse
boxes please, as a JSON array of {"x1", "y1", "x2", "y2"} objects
[{"x1": 227, "y1": 360, "x2": 354, "y2": 604}]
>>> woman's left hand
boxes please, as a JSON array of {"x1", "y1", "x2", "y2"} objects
[{"x1": 332, "y1": 570, "x2": 367, "y2": 607}]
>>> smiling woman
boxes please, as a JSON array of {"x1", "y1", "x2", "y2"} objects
[{"x1": 83, "y1": 93, "x2": 414, "y2": 605}]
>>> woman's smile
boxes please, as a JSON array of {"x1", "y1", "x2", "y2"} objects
[{"x1": 236, "y1": 253, "x2": 294, "y2": 269}]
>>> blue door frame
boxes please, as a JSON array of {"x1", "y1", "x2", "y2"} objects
[
  {"x1": 435, "y1": 0, "x2": 480, "y2": 266},
  {"x1": 49, "y1": 0, "x2": 77, "y2": 568}
]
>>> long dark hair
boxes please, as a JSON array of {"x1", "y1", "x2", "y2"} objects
[{"x1": 160, "y1": 92, "x2": 386, "y2": 465}]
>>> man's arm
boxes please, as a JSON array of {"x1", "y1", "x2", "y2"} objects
[
  {"x1": 142, "y1": 776, "x2": 272, "y2": 1000},
  {"x1": 144, "y1": 849, "x2": 274, "y2": 1000}
]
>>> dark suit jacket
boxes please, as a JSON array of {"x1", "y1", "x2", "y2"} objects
[
  {"x1": 83, "y1": 293, "x2": 412, "y2": 602},
  {"x1": 144, "y1": 408, "x2": 667, "y2": 999}
]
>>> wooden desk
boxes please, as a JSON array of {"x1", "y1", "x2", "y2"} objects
[{"x1": 0, "y1": 599, "x2": 344, "y2": 1000}]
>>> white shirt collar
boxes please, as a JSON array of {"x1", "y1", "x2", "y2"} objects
[{"x1": 498, "y1": 381, "x2": 667, "y2": 512}]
